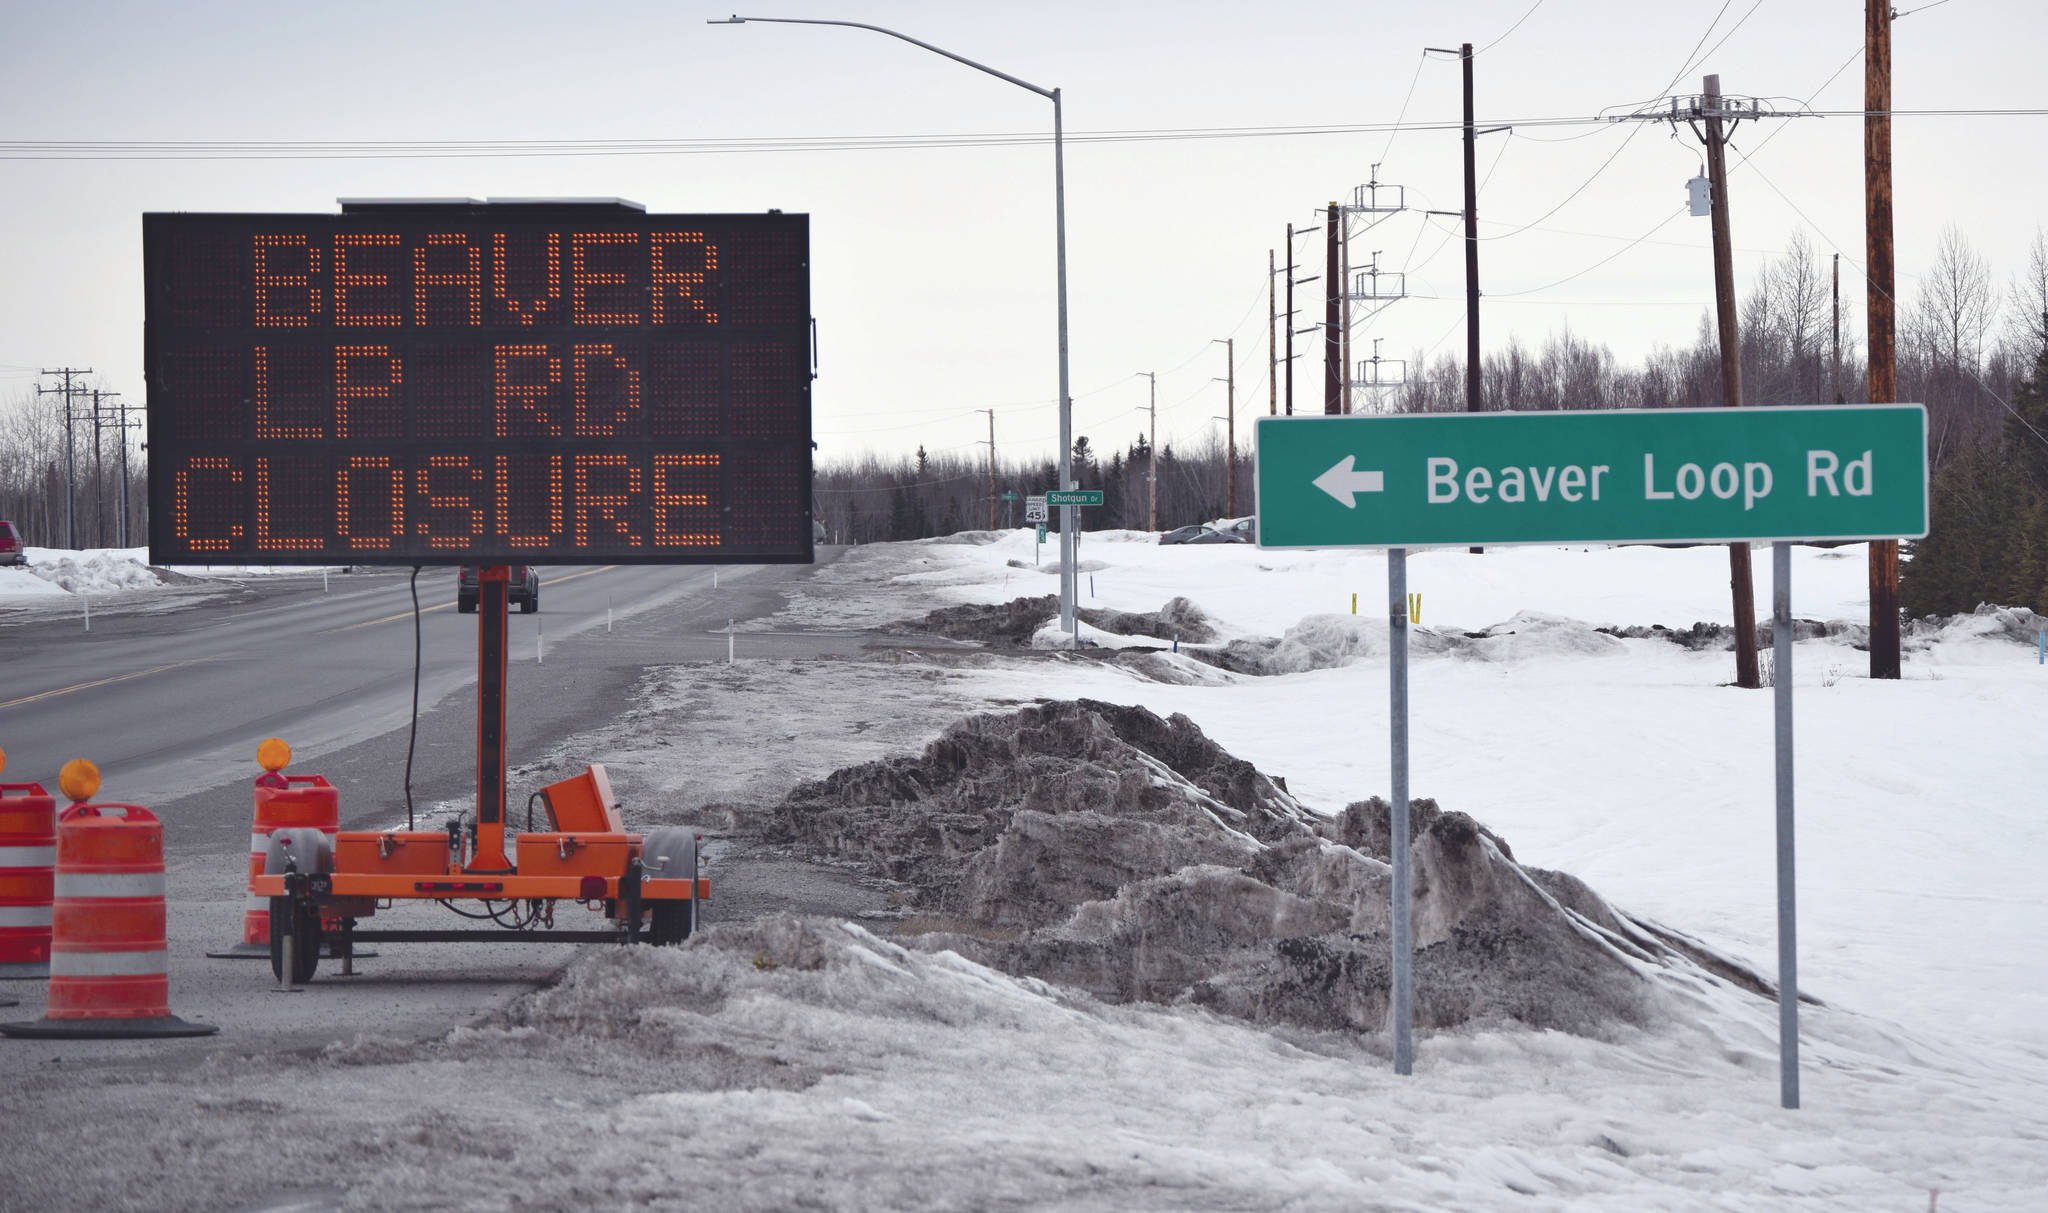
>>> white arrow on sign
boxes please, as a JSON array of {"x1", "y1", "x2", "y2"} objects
[{"x1": 1313, "y1": 456, "x2": 1386, "y2": 508}]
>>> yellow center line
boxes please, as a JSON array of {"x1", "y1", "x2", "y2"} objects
[
  {"x1": 0, "y1": 659, "x2": 211, "y2": 712},
  {"x1": 540, "y1": 566, "x2": 617, "y2": 588},
  {"x1": 332, "y1": 566, "x2": 618, "y2": 633}
]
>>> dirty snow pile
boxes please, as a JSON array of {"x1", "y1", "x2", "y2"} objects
[{"x1": 769, "y1": 698, "x2": 1763, "y2": 1037}]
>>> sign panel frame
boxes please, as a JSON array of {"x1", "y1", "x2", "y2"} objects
[
  {"x1": 143, "y1": 203, "x2": 814, "y2": 567},
  {"x1": 1044, "y1": 489, "x2": 1103, "y2": 507},
  {"x1": 1254, "y1": 405, "x2": 1928, "y2": 551}
]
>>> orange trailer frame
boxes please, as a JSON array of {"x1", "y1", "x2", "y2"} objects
[{"x1": 255, "y1": 567, "x2": 705, "y2": 978}]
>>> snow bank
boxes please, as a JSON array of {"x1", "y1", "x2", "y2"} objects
[
  {"x1": 767, "y1": 699, "x2": 1764, "y2": 1040},
  {"x1": 19, "y1": 548, "x2": 165, "y2": 594}
]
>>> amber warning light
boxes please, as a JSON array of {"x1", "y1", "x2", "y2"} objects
[{"x1": 142, "y1": 203, "x2": 813, "y2": 566}]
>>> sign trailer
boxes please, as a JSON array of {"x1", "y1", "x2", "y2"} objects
[
  {"x1": 143, "y1": 200, "x2": 812, "y2": 976},
  {"x1": 1255, "y1": 406, "x2": 1929, "y2": 1106}
]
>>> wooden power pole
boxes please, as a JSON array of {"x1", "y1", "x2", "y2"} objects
[
  {"x1": 1269, "y1": 248, "x2": 1279, "y2": 418},
  {"x1": 979, "y1": 408, "x2": 997, "y2": 530},
  {"x1": 1610, "y1": 80, "x2": 1819, "y2": 690},
  {"x1": 1214, "y1": 338, "x2": 1236, "y2": 515},
  {"x1": 1285, "y1": 224, "x2": 1296, "y2": 416},
  {"x1": 1460, "y1": 42, "x2": 1481, "y2": 418},
  {"x1": 1324, "y1": 203, "x2": 1341, "y2": 414},
  {"x1": 1703, "y1": 73, "x2": 1762, "y2": 690},
  {"x1": 1865, "y1": 0, "x2": 1902, "y2": 679},
  {"x1": 1142, "y1": 371, "x2": 1157, "y2": 531},
  {"x1": 37, "y1": 367, "x2": 92, "y2": 550}
]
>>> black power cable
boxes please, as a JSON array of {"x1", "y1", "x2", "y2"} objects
[{"x1": 403, "y1": 564, "x2": 421, "y2": 829}]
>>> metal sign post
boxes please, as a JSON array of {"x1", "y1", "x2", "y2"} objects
[
  {"x1": 1773, "y1": 540, "x2": 1799, "y2": 1109},
  {"x1": 1387, "y1": 548, "x2": 1414, "y2": 1076}
]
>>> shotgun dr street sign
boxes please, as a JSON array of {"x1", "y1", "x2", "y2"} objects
[
  {"x1": 1255, "y1": 405, "x2": 1927, "y2": 549},
  {"x1": 1045, "y1": 489, "x2": 1104, "y2": 507}
]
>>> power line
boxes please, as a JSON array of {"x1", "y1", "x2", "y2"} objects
[
  {"x1": 1474, "y1": 0, "x2": 1547, "y2": 56},
  {"x1": 1376, "y1": 54, "x2": 1429, "y2": 165},
  {"x1": 1483, "y1": 32, "x2": 1866, "y2": 302},
  {"x1": 1476, "y1": 0, "x2": 1753, "y2": 247},
  {"x1": 4, "y1": 105, "x2": 2037, "y2": 161}
]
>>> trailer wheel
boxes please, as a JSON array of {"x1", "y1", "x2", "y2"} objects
[
  {"x1": 268, "y1": 896, "x2": 322, "y2": 983},
  {"x1": 648, "y1": 899, "x2": 696, "y2": 946}
]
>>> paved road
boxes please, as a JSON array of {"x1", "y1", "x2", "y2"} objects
[
  {"x1": 0, "y1": 552, "x2": 883, "y2": 1065},
  {"x1": 2, "y1": 558, "x2": 861, "y2": 857}
]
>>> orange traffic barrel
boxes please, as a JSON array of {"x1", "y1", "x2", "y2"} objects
[
  {"x1": 209, "y1": 739, "x2": 359, "y2": 961},
  {"x1": 1, "y1": 799, "x2": 216, "y2": 1039},
  {"x1": 0, "y1": 779, "x2": 57, "y2": 979}
]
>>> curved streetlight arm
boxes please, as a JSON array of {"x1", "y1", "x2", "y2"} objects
[
  {"x1": 715, "y1": 13, "x2": 1077, "y2": 638},
  {"x1": 711, "y1": 16, "x2": 1055, "y2": 100}
]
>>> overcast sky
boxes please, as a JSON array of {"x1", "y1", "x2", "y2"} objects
[{"x1": 2, "y1": 0, "x2": 2040, "y2": 469}]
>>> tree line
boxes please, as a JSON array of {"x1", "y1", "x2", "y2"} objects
[
  {"x1": 817, "y1": 226, "x2": 2048, "y2": 618},
  {"x1": 0, "y1": 379, "x2": 146, "y2": 550}
]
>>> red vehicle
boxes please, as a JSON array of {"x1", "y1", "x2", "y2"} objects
[
  {"x1": 0, "y1": 520, "x2": 25, "y2": 566},
  {"x1": 457, "y1": 565, "x2": 539, "y2": 613}
]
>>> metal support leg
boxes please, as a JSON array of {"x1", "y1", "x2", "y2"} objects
[
  {"x1": 1773, "y1": 541, "x2": 1799, "y2": 1109},
  {"x1": 1388, "y1": 548, "x2": 1413, "y2": 1075}
]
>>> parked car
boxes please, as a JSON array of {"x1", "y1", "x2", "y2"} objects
[
  {"x1": 456, "y1": 565, "x2": 540, "y2": 613},
  {"x1": 1158, "y1": 525, "x2": 1214, "y2": 546},
  {"x1": 1212, "y1": 517, "x2": 1257, "y2": 543},
  {"x1": 0, "y1": 520, "x2": 23, "y2": 566}
]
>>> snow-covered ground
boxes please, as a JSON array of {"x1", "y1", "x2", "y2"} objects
[
  {"x1": 0, "y1": 544, "x2": 347, "y2": 597},
  {"x1": 5, "y1": 533, "x2": 2046, "y2": 1211}
]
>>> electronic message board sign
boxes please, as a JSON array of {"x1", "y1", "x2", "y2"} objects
[{"x1": 143, "y1": 201, "x2": 812, "y2": 565}]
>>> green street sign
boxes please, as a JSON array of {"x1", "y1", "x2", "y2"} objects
[
  {"x1": 1000, "y1": 491, "x2": 1020, "y2": 501},
  {"x1": 1045, "y1": 489, "x2": 1104, "y2": 507},
  {"x1": 1255, "y1": 405, "x2": 1927, "y2": 549}
]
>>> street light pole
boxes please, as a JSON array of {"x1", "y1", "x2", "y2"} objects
[{"x1": 714, "y1": 14, "x2": 1076, "y2": 636}]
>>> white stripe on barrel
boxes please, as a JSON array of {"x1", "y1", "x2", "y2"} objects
[
  {"x1": 53, "y1": 872, "x2": 169, "y2": 899},
  {"x1": 0, "y1": 844, "x2": 57, "y2": 867},
  {"x1": 249, "y1": 832, "x2": 269, "y2": 855},
  {"x1": 0, "y1": 905, "x2": 54, "y2": 927},
  {"x1": 49, "y1": 948, "x2": 169, "y2": 978}
]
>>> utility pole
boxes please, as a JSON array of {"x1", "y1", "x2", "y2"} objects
[
  {"x1": 1141, "y1": 372, "x2": 1157, "y2": 531},
  {"x1": 1213, "y1": 339, "x2": 1236, "y2": 515},
  {"x1": 1610, "y1": 82, "x2": 1815, "y2": 691},
  {"x1": 1324, "y1": 202, "x2": 1342, "y2": 414},
  {"x1": 1285, "y1": 224, "x2": 1296, "y2": 416},
  {"x1": 37, "y1": 367, "x2": 91, "y2": 550},
  {"x1": 116, "y1": 401, "x2": 142, "y2": 547},
  {"x1": 1268, "y1": 249, "x2": 1279, "y2": 418},
  {"x1": 1702, "y1": 73, "x2": 1762, "y2": 691},
  {"x1": 1865, "y1": 0, "x2": 1901, "y2": 680},
  {"x1": 1459, "y1": 42, "x2": 1482, "y2": 416},
  {"x1": 978, "y1": 408, "x2": 997, "y2": 530},
  {"x1": 1423, "y1": 45, "x2": 1500, "y2": 418},
  {"x1": 1339, "y1": 210, "x2": 1351, "y2": 413},
  {"x1": 90, "y1": 390, "x2": 118, "y2": 548}
]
